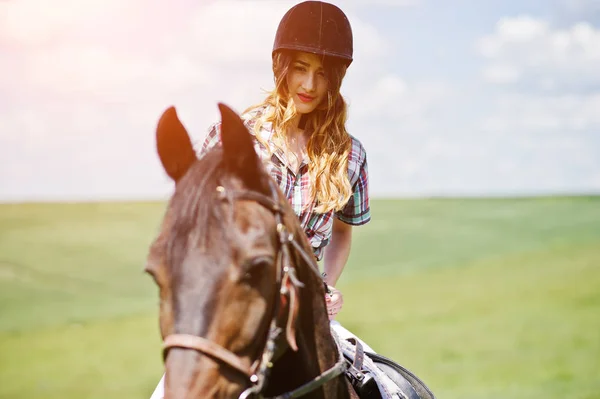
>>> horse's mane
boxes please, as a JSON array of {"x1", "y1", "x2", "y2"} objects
[{"x1": 164, "y1": 149, "x2": 231, "y2": 282}]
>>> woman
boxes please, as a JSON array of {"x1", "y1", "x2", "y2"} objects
[
  {"x1": 149, "y1": 2, "x2": 371, "y2": 398},
  {"x1": 196, "y1": 0, "x2": 370, "y2": 321}
]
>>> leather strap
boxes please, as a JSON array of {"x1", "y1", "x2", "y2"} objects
[
  {"x1": 163, "y1": 334, "x2": 253, "y2": 377},
  {"x1": 346, "y1": 337, "x2": 364, "y2": 371}
]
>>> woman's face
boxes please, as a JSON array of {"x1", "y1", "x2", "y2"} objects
[{"x1": 286, "y1": 51, "x2": 328, "y2": 115}]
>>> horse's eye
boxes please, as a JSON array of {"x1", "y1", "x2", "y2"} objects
[{"x1": 241, "y1": 255, "x2": 274, "y2": 282}]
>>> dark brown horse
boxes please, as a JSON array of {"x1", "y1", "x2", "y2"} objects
[{"x1": 145, "y1": 103, "x2": 359, "y2": 399}]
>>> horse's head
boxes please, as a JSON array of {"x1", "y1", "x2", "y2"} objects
[{"x1": 146, "y1": 104, "x2": 310, "y2": 398}]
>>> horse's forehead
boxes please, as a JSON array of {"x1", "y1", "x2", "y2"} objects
[
  {"x1": 225, "y1": 201, "x2": 276, "y2": 249},
  {"x1": 235, "y1": 200, "x2": 273, "y2": 224}
]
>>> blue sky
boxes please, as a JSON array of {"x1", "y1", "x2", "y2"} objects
[{"x1": 1, "y1": 0, "x2": 599, "y2": 201}]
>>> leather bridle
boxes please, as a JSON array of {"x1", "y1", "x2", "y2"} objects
[{"x1": 161, "y1": 180, "x2": 348, "y2": 399}]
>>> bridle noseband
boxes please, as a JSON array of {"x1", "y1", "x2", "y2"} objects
[{"x1": 161, "y1": 181, "x2": 348, "y2": 399}]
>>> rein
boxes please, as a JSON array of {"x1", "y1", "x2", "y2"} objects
[{"x1": 162, "y1": 180, "x2": 347, "y2": 398}]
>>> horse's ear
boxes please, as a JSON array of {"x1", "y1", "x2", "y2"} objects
[
  {"x1": 156, "y1": 106, "x2": 197, "y2": 182},
  {"x1": 217, "y1": 103, "x2": 261, "y2": 181}
]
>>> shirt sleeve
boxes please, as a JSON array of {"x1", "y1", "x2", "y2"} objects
[
  {"x1": 193, "y1": 122, "x2": 222, "y2": 159},
  {"x1": 335, "y1": 155, "x2": 371, "y2": 226},
  {"x1": 193, "y1": 107, "x2": 263, "y2": 159}
]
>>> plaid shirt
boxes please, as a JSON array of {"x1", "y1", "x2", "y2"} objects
[{"x1": 194, "y1": 106, "x2": 371, "y2": 260}]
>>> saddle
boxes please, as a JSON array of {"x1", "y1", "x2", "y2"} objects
[{"x1": 332, "y1": 329, "x2": 436, "y2": 399}]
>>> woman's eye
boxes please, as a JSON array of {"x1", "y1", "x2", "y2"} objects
[{"x1": 294, "y1": 66, "x2": 306, "y2": 72}]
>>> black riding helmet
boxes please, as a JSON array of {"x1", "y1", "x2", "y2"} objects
[{"x1": 272, "y1": 1, "x2": 353, "y2": 66}]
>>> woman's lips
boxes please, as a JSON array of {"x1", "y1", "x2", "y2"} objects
[{"x1": 297, "y1": 93, "x2": 315, "y2": 103}]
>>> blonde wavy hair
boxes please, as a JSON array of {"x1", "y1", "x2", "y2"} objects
[{"x1": 243, "y1": 50, "x2": 352, "y2": 214}]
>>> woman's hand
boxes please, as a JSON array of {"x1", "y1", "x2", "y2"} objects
[{"x1": 325, "y1": 285, "x2": 344, "y2": 320}]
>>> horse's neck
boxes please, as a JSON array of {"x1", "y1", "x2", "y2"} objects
[
  {"x1": 265, "y1": 330, "x2": 351, "y2": 398},
  {"x1": 264, "y1": 280, "x2": 352, "y2": 398}
]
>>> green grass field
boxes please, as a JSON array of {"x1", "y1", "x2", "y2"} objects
[{"x1": 1, "y1": 197, "x2": 599, "y2": 399}]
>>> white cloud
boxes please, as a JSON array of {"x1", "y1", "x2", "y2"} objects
[
  {"x1": 470, "y1": 15, "x2": 600, "y2": 196},
  {"x1": 0, "y1": 0, "x2": 143, "y2": 47},
  {"x1": 482, "y1": 64, "x2": 521, "y2": 84},
  {"x1": 481, "y1": 92, "x2": 600, "y2": 132},
  {"x1": 477, "y1": 16, "x2": 600, "y2": 92},
  {"x1": 561, "y1": 0, "x2": 600, "y2": 15},
  {"x1": 475, "y1": 15, "x2": 600, "y2": 180},
  {"x1": 349, "y1": 75, "x2": 449, "y2": 128},
  {"x1": 496, "y1": 15, "x2": 548, "y2": 42}
]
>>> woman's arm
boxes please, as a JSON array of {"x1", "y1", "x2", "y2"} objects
[
  {"x1": 323, "y1": 218, "x2": 353, "y2": 319},
  {"x1": 323, "y1": 218, "x2": 353, "y2": 286}
]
